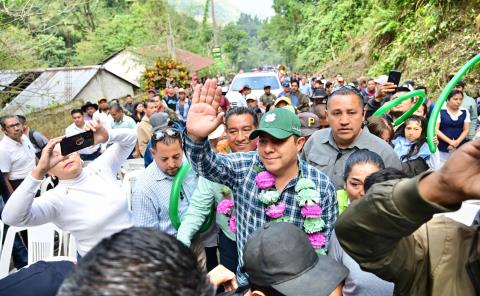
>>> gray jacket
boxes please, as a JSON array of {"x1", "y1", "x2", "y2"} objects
[{"x1": 301, "y1": 128, "x2": 401, "y2": 189}]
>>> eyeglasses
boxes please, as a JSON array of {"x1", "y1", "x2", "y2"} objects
[
  {"x1": 5, "y1": 123, "x2": 21, "y2": 129},
  {"x1": 152, "y1": 128, "x2": 181, "y2": 141}
]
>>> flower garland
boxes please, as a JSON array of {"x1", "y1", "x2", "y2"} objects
[
  {"x1": 216, "y1": 186, "x2": 237, "y2": 234},
  {"x1": 216, "y1": 139, "x2": 232, "y2": 155},
  {"x1": 255, "y1": 170, "x2": 327, "y2": 254}
]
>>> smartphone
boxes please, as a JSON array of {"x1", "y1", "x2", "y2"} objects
[
  {"x1": 387, "y1": 70, "x2": 402, "y2": 86},
  {"x1": 61, "y1": 131, "x2": 94, "y2": 156}
]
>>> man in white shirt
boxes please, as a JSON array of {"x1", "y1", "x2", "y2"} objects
[
  {"x1": 92, "y1": 97, "x2": 113, "y2": 129},
  {"x1": 0, "y1": 115, "x2": 36, "y2": 194},
  {"x1": 65, "y1": 109, "x2": 101, "y2": 161},
  {"x1": 0, "y1": 114, "x2": 31, "y2": 269}
]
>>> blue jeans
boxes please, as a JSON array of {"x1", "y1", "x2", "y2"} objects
[
  {"x1": 0, "y1": 260, "x2": 74, "y2": 295},
  {"x1": 218, "y1": 231, "x2": 238, "y2": 273}
]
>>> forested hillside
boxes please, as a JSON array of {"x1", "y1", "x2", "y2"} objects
[
  {"x1": 261, "y1": 0, "x2": 480, "y2": 96},
  {"x1": 0, "y1": 0, "x2": 213, "y2": 68}
]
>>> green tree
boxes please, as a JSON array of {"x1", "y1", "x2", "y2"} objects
[
  {"x1": 220, "y1": 23, "x2": 250, "y2": 70},
  {"x1": 0, "y1": 26, "x2": 42, "y2": 69},
  {"x1": 35, "y1": 34, "x2": 68, "y2": 67}
]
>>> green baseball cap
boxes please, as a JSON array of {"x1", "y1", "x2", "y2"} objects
[{"x1": 249, "y1": 108, "x2": 302, "y2": 140}]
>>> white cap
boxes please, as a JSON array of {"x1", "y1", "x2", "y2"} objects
[
  {"x1": 208, "y1": 124, "x2": 225, "y2": 140},
  {"x1": 374, "y1": 75, "x2": 388, "y2": 85},
  {"x1": 246, "y1": 94, "x2": 258, "y2": 102}
]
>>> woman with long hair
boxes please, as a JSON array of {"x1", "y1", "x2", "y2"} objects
[
  {"x1": 131, "y1": 102, "x2": 145, "y2": 123},
  {"x1": 330, "y1": 150, "x2": 393, "y2": 296}
]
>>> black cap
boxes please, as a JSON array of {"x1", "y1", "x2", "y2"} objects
[
  {"x1": 243, "y1": 222, "x2": 348, "y2": 296},
  {"x1": 264, "y1": 85, "x2": 271, "y2": 89},
  {"x1": 396, "y1": 83, "x2": 413, "y2": 93},
  {"x1": 81, "y1": 101, "x2": 98, "y2": 112},
  {"x1": 311, "y1": 89, "x2": 329, "y2": 104}
]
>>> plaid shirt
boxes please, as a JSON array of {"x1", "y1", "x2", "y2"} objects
[{"x1": 184, "y1": 134, "x2": 338, "y2": 277}]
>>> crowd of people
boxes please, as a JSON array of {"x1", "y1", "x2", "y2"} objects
[{"x1": 0, "y1": 69, "x2": 479, "y2": 296}]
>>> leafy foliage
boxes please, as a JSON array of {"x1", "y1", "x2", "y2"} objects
[
  {"x1": 143, "y1": 58, "x2": 190, "y2": 89},
  {"x1": 0, "y1": 26, "x2": 42, "y2": 69},
  {"x1": 0, "y1": 0, "x2": 213, "y2": 68},
  {"x1": 260, "y1": 0, "x2": 480, "y2": 98}
]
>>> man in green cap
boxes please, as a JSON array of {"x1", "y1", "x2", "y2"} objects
[{"x1": 183, "y1": 79, "x2": 338, "y2": 285}]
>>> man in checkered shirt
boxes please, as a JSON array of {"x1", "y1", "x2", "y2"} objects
[{"x1": 184, "y1": 79, "x2": 338, "y2": 285}]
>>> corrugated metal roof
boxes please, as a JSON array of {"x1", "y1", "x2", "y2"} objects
[
  {"x1": 0, "y1": 71, "x2": 19, "y2": 91},
  {"x1": 3, "y1": 68, "x2": 99, "y2": 114},
  {"x1": 103, "y1": 51, "x2": 143, "y2": 87}
]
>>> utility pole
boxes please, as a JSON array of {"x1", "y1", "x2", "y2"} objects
[
  {"x1": 167, "y1": 13, "x2": 176, "y2": 60},
  {"x1": 211, "y1": 0, "x2": 219, "y2": 47}
]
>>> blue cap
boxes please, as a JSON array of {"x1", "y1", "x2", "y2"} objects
[{"x1": 282, "y1": 81, "x2": 290, "y2": 87}]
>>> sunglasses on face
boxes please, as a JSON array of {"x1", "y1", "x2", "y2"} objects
[
  {"x1": 152, "y1": 128, "x2": 181, "y2": 141},
  {"x1": 332, "y1": 85, "x2": 361, "y2": 95}
]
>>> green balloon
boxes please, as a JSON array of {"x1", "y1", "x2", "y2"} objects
[
  {"x1": 169, "y1": 162, "x2": 215, "y2": 233},
  {"x1": 427, "y1": 53, "x2": 480, "y2": 153},
  {"x1": 372, "y1": 90, "x2": 426, "y2": 126}
]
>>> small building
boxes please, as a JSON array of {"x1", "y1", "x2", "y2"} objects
[
  {"x1": 100, "y1": 46, "x2": 215, "y2": 86},
  {"x1": 0, "y1": 46, "x2": 214, "y2": 115},
  {"x1": 0, "y1": 66, "x2": 138, "y2": 115}
]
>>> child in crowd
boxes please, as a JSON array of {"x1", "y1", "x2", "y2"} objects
[
  {"x1": 393, "y1": 115, "x2": 439, "y2": 176},
  {"x1": 367, "y1": 116, "x2": 394, "y2": 144},
  {"x1": 413, "y1": 102, "x2": 427, "y2": 118}
]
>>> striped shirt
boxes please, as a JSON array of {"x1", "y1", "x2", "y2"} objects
[
  {"x1": 131, "y1": 160, "x2": 197, "y2": 236},
  {"x1": 183, "y1": 134, "x2": 338, "y2": 280}
]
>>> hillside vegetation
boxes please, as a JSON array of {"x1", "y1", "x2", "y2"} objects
[{"x1": 262, "y1": 0, "x2": 480, "y2": 98}]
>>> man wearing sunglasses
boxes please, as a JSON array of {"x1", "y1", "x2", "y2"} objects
[
  {"x1": 184, "y1": 79, "x2": 338, "y2": 285},
  {"x1": 132, "y1": 126, "x2": 193, "y2": 233},
  {"x1": 301, "y1": 86, "x2": 401, "y2": 189},
  {"x1": 131, "y1": 125, "x2": 207, "y2": 265}
]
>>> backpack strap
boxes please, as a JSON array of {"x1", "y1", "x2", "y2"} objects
[{"x1": 28, "y1": 129, "x2": 41, "y2": 149}]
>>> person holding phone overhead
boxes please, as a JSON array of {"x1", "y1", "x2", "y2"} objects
[{"x1": 2, "y1": 121, "x2": 137, "y2": 258}]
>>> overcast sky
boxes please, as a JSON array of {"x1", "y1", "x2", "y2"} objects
[{"x1": 233, "y1": 0, "x2": 275, "y2": 19}]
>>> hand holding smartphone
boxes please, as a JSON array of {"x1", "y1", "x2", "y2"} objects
[
  {"x1": 387, "y1": 70, "x2": 402, "y2": 90},
  {"x1": 60, "y1": 131, "x2": 94, "y2": 156}
]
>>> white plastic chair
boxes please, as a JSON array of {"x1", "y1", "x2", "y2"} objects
[
  {"x1": 27, "y1": 223, "x2": 63, "y2": 265},
  {"x1": 67, "y1": 235, "x2": 77, "y2": 258},
  {"x1": 0, "y1": 226, "x2": 27, "y2": 279},
  {"x1": 119, "y1": 159, "x2": 145, "y2": 180},
  {"x1": 122, "y1": 169, "x2": 144, "y2": 211},
  {"x1": 39, "y1": 176, "x2": 57, "y2": 195}
]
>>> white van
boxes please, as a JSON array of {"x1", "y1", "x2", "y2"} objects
[{"x1": 225, "y1": 72, "x2": 282, "y2": 108}]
